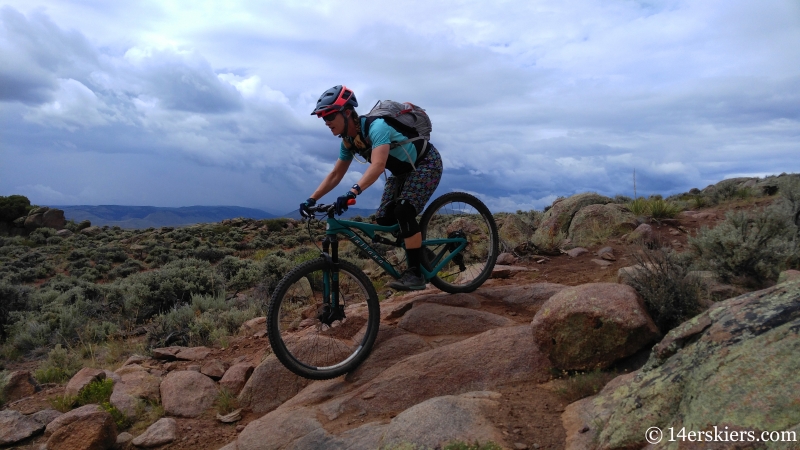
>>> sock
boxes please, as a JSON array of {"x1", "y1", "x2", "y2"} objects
[{"x1": 406, "y1": 247, "x2": 422, "y2": 276}]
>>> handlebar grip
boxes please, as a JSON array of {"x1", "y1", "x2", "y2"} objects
[{"x1": 347, "y1": 198, "x2": 357, "y2": 206}]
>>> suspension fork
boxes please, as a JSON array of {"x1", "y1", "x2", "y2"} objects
[
  {"x1": 322, "y1": 235, "x2": 340, "y2": 305},
  {"x1": 320, "y1": 235, "x2": 345, "y2": 324}
]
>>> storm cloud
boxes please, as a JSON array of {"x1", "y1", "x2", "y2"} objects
[{"x1": 1, "y1": 0, "x2": 799, "y2": 214}]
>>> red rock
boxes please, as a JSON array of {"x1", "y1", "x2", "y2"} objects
[
  {"x1": 219, "y1": 363, "x2": 255, "y2": 396},
  {"x1": 160, "y1": 371, "x2": 218, "y2": 418},
  {"x1": 46, "y1": 409, "x2": 117, "y2": 450},
  {"x1": 2, "y1": 371, "x2": 40, "y2": 403},
  {"x1": 64, "y1": 368, "x2": 106, "y2": 398},
  {"x1": 531, "y1": 283, "x2": 660, "y2": 370}
]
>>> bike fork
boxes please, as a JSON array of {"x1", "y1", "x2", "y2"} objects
[{"x1": 320, "y1": 236, "x2": 345, "y2": 325}]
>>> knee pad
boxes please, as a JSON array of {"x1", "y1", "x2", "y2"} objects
[{"x1": 394, "y1": 200, "x2": 420, "y2": 238}]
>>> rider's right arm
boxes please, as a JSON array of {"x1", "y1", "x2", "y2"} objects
[{"x1": 310, "y1": 158, "x2": 352, "y2": 201}]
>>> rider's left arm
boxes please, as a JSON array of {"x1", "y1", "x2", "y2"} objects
[{"x1": 350, "y1": 144, "x2": 389, "y2": 195}]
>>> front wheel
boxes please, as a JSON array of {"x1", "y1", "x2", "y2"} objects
[
  {"x1": 420, "y1": 192, "x2": 499, "y2": 293},
  {"x1": 267, "y1": 258, "x2": 380, "y2": 380}
]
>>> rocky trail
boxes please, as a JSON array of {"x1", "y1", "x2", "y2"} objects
[{"x1": 3, "y1": 195, "x2": 799, "y2": 450}]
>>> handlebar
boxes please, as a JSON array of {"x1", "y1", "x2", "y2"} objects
[{"x1": 302, "y1": 198, "x2": 357, "y2": 218}]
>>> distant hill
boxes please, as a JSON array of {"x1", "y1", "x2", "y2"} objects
[{"x1": 51, "y1": 205, "x2": 278, "y2": 229}]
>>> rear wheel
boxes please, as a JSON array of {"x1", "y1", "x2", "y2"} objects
[
  {"x1": 419, "y1": 192, "x2": 499, "y2": 293},
  {"x1": 267, "y1": 258, "x2": 380, "y2": 380}
]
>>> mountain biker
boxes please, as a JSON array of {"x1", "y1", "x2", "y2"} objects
[{"x1": 301, "y1": 85, "x2": 443, "y2": 291}]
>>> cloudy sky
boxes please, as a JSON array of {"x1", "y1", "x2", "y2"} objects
[{"x1": 1, "y1": 0, "x2": 799, "y2": 215}]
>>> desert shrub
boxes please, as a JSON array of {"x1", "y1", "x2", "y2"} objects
[
  {"x1": 626, "y1": 197, "x2": 682, "y2": 219},
  {"x1": 76, "y1": 378, "x2": 114, "y2": 405},
  {"x1": 0, "y1": 195, "x2": 32, "y2": 223},
  {"x1": 776, "y1": 175, "x2": 800, "y2": 234},
  {"x1": 144, "y1": 245, "x2": 178, "y2": 267},
  {"x1": 613, "y1": 195, "x2": 633, "y2": 204},
  {"x1": 288, "y1": 246, "x2": 318, "y2": 264},
  {"x1": 690, "y1": 194, "x2": 707, "y2": 209},
  {"x1": 628, "y1": 243, "x2": 703, "y2": 332},
  {"x1": 0, "y1": 251, "x2": 54, "y2": 283},
  {"x1": 215, "y1": 388, "x2": 240, "y2": 415},
  {"x1": 146, "y1": 293, "x2": 260, "y2": 348},
  {"x1": 34, "y1": 344, "x2": 83, "y2": 383},
  {"x1": 107, "y1": 260, "x2": 145, "y2": 279},
  {"x1": 45, "y1": 236, "x2": 64, "y2": 246},
  {"x1": 67, "y1": 248, "x2": 89, "y2": 261},
  {"x1": 94, "y1": 245, "x2": 128, "y2": 264},
  {"x1": 707, "y1": 180, "x2": 745, "y2": 205},
  {"x1": 254, "y1": 253, "x2": 293, "y2": 295},
  {"x1": 193, "y1": 244, "x2": 233, "y2": 262},
  {"x1": 217, "y1": 256, "x2": 261, "y2": 294},
  {"x1": 264, "y1": 218, "x2": 289, "y2": 232},
  {"x1": 115, "y1": 258, "x2": 224, "y2": 322},
  {"x1": 8, "y1": 320, "x2": 51, "y2": 354},
  {"x1": 0, "y1": 282, "x2": 30, "y2": 341},
  {"x1": 689, "y1": 205, "x2": 796, "y2": 287},
  {"x1": 627, "y1": 198, "x2": 649, "y2": 216},
  {"x1": 647, "y1": 198, "x2": 682, "y2": 219},
  {"x1": 217, "y1": 256, "x2": 247, "y2": 280},
  {"x1": 29, "y1": 227, "x2": 57, "y2": 245},
  {"x1": 146, "y1": 305, "x2": 195, "y2": 347}
]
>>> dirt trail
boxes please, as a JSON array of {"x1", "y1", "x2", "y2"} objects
[{"x1": 4, "y1": 201, "x2": 758, "y2": 450}]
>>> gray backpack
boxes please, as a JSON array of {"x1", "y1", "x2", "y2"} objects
[{"x1": 362, "y1": 100, "x2": 432, "y2": 151}]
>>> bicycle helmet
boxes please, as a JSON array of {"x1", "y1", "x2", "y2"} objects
[{"x1": 311, "y1": 85, "x2": 358, "y2": 118}]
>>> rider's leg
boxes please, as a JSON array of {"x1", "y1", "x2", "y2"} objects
[
  {"x1": 387, "y1": 200, "x2": 427, "y2": 290},
  {"x1": 382, "y1": 145, "x2": 443, "y2": 290}
]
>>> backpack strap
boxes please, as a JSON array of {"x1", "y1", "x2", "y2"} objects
[{"x1": 362, "y1": 117, "x2": 430, "y2": 169}]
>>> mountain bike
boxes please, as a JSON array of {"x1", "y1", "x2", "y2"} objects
[{"x1": 266, "y1": 192, "x2": 498, "y2": 380}]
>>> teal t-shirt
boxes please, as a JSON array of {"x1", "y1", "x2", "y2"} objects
[{"x1": 339, "y1": 117, "x2": 418, "y2": 164}]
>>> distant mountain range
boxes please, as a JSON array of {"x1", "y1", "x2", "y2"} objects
[{"x1": 50, "y1": 205, "x2": 378, "y2": 229}]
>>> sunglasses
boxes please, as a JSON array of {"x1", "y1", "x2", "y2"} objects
[{"x1": 322, "y1": 112, "x2": 339, "y2": 123}]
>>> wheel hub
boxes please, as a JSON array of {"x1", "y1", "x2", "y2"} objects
[{"x1": 317, "y1": 303, "x2": 346, "y2": 326}]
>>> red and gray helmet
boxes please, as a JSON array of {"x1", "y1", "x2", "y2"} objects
[{"x1": 310, "y1": 85, "x2": 358, "y2": 118}]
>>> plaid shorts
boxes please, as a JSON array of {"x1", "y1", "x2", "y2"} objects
[{"x1": 376, "y1": 144, "x2": 443, "y2": 219}]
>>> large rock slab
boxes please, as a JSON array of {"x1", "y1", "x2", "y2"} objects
[
  {"x1": 568, "y1": 203, "x2": 638, "y2": 247},
  {"x1": 219, "y1": 362, "x2": 255, "y2": 395},
  {"x1": 0, "y1": 410, "x2": 47, "y2": 446},
  {"x1": 110, "y1": 365, "x2": 161, "y2": 420},
  {"x1": 175, "y1": 346, "x2": 213, "y2": 361},
  {"x1": 325, "y1": 325, "x2": 551, "y2": 419},
  {"x1": 533, "y1": 193, "x2": 612, "y2": 248},
  {"x1": 2, "y1": 370, "x2": 41, "y2": 403},
  {"x1": 46, "y1": 407, "x2": 117, "y2": 450},
  {"x1": 374, "y1": 391, "x2": 506, "y2": 449},
  {"x1": 160, "y1": 371, "x2": 218, "y2": 418},
  {"x1": 563, "y1": 278, "x2": 800, "y2": 450},
  {"x1": 345, "y1": 333, "x2": 430, "y2": 385},
  {"x1": 42, "y1": 208, "x2": 67, "y2": 230},
  {"x1": 479, "y1": 283, "x2": 568, "y2": 309},
  {"x1": 398, "y1": 303, "x2": 515, "y2": 336},
  {"x1": 236, "y1": 391, "x2": 505, "y2": 450},
  {"x1": 531, "y1": 283, "x2": 660, "y2": 370},
  {"x1": 237, "y1": 354, "x2": 312, "y2": 414},
  {"x1": 46, "y1": 404, "x2": 103, "y2": 436},
  {"x1": 131, "y1": 417, "x2": 177, "y2": 448}
]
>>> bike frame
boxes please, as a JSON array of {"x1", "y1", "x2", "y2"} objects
[{"x1": 322, "y1": 216, "x2": 468, "y2": 280}]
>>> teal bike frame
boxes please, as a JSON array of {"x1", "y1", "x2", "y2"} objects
[
  {"x1": 324, "y1": 215, "x2": 468, "y2": 281},
  {"x1": 313, "y1": 207, "x2": 468, "y2": 312}
]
